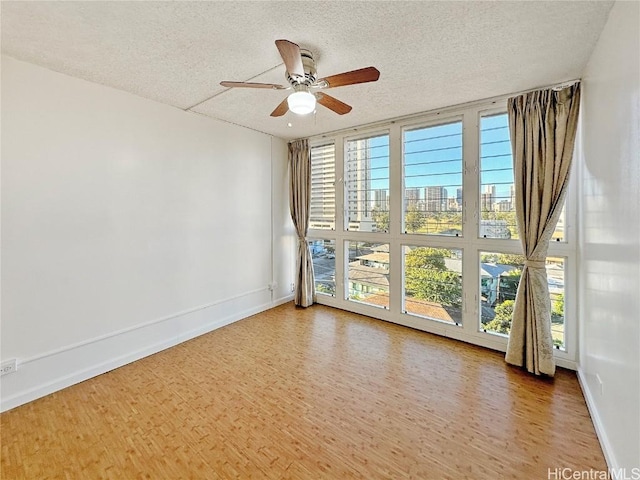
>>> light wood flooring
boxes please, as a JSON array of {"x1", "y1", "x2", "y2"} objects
[{"x1": 1, "y1": 303, "x2": 606, "y2": 479}]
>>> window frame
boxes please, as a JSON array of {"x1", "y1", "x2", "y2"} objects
[
  {"x1": 401, "y1": 114, "x2": 465, "y2": 238},
  {"x1": 343, "y1": 130, "x2": 391, "y2": 234},
  {"x1": 306, "y1": 98, "x2": 577, "y2": 368}
]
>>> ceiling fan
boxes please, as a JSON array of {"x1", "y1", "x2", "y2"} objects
[{"x1": 220, "y1": 39, "x2": 380, "y2": 117}]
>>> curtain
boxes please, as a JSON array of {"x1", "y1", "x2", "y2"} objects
[
  {"x1": 288, "y1": 139, "x2": 315, "y2": 307},
  {"x1": 505, "y1": 83, "x2": 581, "y2": 376}
]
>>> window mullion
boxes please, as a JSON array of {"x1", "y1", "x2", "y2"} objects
[
  {"x1": 462, "y1": 108, "x2": 480, "y2": 334},
  {"x1": 388, "y1": 123, "x2": 403, "y2": 314}
]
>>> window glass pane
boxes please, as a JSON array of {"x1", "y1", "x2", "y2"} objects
[
  {"x1": 479, "y1": 114, "x2": 517, "y2": 239},
  {"x1": 310, "y1": 143, "x2": 335, "y2": 230},
  {"x1": 403, "y1": 121, "x2": 463, "y2": 236},
  {"x1": 479, "y1": 113, "x2": 566, "y2": 241},
  {"x1": 479, "y1": 252, "x2": 565, "y2": 349},
  {"x1": 404, "y1": 246, "x2": 463, "y2": 325},
  {"x1": 309, "y1": 239, "x2": 335, "y2": 296},
  {"x1": 347, "y1": 242, "x2": 389, "y2": 308},
  {"x1": 345, "y1": 135, "x2": 390, "y2": 232}
]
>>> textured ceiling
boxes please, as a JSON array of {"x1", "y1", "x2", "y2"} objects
[{"x1": 1, "y1": 1, "x2": 613, "y2": 140}]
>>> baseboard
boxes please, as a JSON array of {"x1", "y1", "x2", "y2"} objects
[
  {"x1": 576, "y1": 367, "x2": 617, "y2": 470},
  {"x1": 0, "y1": 291, "x2": 294, "y2": 412}
]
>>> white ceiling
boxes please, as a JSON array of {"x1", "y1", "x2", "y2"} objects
[{"x1": 1, "y1": 1, "x2": 613, "y2": 141}]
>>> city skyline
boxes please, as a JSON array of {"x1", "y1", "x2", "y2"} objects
[{"x1": 309, "y1": 113, "x2": 517, "y2": 229}]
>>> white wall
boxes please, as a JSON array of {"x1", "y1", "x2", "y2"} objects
[
  {"x1": 0, "y1": 56, "x2": 295, "y2": 411},
  {"x1": 579, "y1": 0, "x2": 640, "y2": 470}
]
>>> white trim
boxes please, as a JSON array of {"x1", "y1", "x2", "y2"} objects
[
  {"x1": 0, "y1": 292, "x2": 294, "y2": 412},
  {"x1": 19, "y1": 287, "x2": 270, "y2": 366},
  {"x1": 577, "y1": 367, "x2": 617, "y2": 470}
]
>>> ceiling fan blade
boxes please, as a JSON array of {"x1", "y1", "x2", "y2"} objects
[
  {"x1": 270, "y1": 98, "x2": 289, "y2": 117},
  {"x1": 220, "y1": 81, "x2": 287, "y2": 89},
  {"x1": 318, "y1": 66, "x2": 380, "y2": 88},
  {"x1": 317, "y1": 93, "x2": 352, "y2": 115},
  {"x1": 275, "y1": 39, "x2": 304, "y2": 78}
]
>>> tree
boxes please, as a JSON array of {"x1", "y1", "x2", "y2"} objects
[
  {"x1": 484, "y1": 299, "x2": 514, "y2": 334},
  {"x1": 497, "y1": 254, "x2": 526, "y2": 266},
  {"x1": 551, "y1": 293, "x2": 564, "y2": 323},
  {"x1": 404, "y1": 247, "x2": 462, "y2": 307},
  {"x1": 480, "y1": 253, "x2": 525, "y2": 267},
  {"x1": 405, "y1": 247, "x2": 447, "y2": 270},
  {"x1": 372, "y1": 208, "x2": 389, "y2": 233},
  {"x1": 317, "y1": 283, "x2": 336, "y2": 296},
  {"x1": 405, "y1": 205, "x2": 424, "y2": 233}
]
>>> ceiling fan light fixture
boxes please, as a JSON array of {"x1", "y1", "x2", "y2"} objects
[{"x1": 287, "y1": 90, "x2": 316, "y2": 115}]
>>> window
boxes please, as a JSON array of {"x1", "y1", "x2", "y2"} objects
[
  {"x1": 309, "y1": 239, "x2": 336, "y2": 296},
  {"x1": 347, "y1": 242, "x2": 389, "y2": 308},
  {"x1": 479, "y1": 252, "x2": 565, "y2": 349},
  {"x1": 403, "y1": 121, "x2": 463, "y2": 236},
  {"x1": 308, "y1": 99, "x2": 575, "y2": 362},
  {"x1": 479, "y1": 114, "x2": 517, "y2": 239},
  {"x1": 345, "y1": 134, "x2": 390, "y2": 232},
  {"x1": 404, "y1": 246, "x2": 463, "y2": 325},
  {"x1": 310, "y1": 143, "x2": 335, "y2": 230},
  {"x1": 479, "y1": 113, "x2": 566, "y2": 241}
]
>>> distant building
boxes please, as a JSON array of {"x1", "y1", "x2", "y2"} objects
[
  {"x1": 480, "y1": 219, "x2": 511, "y2": 238},
  {"x1": 405, "y1": 188, "x2": 420, "y2": 209},
  {"x1": 481, "y1": 184, "x2": 496, "y2": 212},
  {"x1": 373, "y1": 189, "x2": 389, "y2": 210},
  {"x1": 424, "y1": 186, "x2": 447, "y2": 212},
  {"x1": 346, "y1": 138, "x2": 374, "y2": 232},
  {"x1": 309, "y1": 143, "x2": 336, "y2": 230},
  {"x1": 494, "y1": 199, "x2": 512, "y2": 212}
]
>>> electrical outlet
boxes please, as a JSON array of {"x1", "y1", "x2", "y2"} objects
[
  {"x1": 290, "y1": 283, "x2": 295, "y2": 292},
  {"x1": 1, "y1": 359, "x2": 17, "y2": 376}
]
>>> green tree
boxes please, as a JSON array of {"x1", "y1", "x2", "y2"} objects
[
  {"x1": 317, "y1": 283, "x2": 336, "y2": 296},
  {"x1": 551, "y1": 293, "x2": 564, "y2": 322},
  {"x1": 484, "y1": 299, "x2": 515, "y2": 334},
  {"x1": 497, "y1": 254, "x2": 525, "y2": 266},
  {"x1": 405, "y1": 247, "x2": 447, "y2": 270},
  {"x1": 405, "y1": 205, "x2": 424, "y2": 233},
  {"x1": 372, "y1": 208, "x2": 389, "y2": 232},
  {"x1": 504, "y1": 268, "x2": 522, "y2": 277},
  {"x1": 404, "y1": 248, "x2": 461, "y2": 306}
]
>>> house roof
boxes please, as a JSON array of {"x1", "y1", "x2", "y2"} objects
[
  {"x1": 347, "y1": 264, "x2": 389, "y2": 289},
  {"x1": 355, "y1": 252, "x2": 390, "y2": 264}
]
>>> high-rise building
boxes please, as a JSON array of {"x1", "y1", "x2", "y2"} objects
[
  {"x1": 309, "y1": 143, "x2": 336, "y2": 230},
  {"x1": 346, "y1": 138, "x2": 373, "y2": 230},
  {"x1": 404, "y1": 188, "x2": 420, "y2": 209},
  {"x1": 481, "y1": 184, "x2": 496, "y2": 212},
  {"x1": 424, "y1": 186, "x2": 447, "y2": 212},
  {"x1": 373, "y1": 189, "x2": 389, "y2": 210}
]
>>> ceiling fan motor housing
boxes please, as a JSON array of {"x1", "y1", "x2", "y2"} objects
[{"x1": 286, "y1": 49, "x2": 317, "y2": 86}]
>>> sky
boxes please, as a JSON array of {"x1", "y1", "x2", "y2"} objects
[{"x1": 352, "y1": 113, "x2": 514, "y2": 202}]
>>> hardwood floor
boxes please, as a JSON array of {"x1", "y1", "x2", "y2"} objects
[{"x1": 1, "y1": 303, "x2": 606, "y2": 479}]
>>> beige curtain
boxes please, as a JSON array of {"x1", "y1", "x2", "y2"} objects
[
  {"x1": 288, "y1": 139, "x2": 315, "y2": 307},
  {"x1": 505, "y1": 83, "x2": 581, "y2": 376}
]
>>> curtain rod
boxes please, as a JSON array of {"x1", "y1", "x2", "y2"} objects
[{"x1": 299, "y1": 78, "x2": 581, "y2": 143}]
